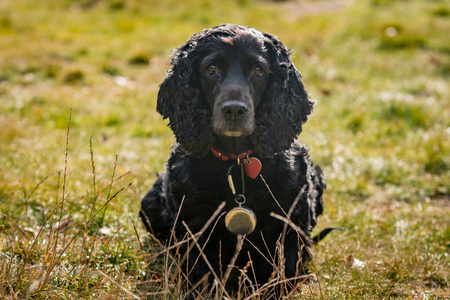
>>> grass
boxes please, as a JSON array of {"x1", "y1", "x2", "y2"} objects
[{"x1": 0, "y1": 0, "x2": 449, "y2": 298}]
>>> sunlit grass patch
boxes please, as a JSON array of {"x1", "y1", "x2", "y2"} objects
[{"x1": 0, "y1": 0, "x2": 449, "y2": 298}]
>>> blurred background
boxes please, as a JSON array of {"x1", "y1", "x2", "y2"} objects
[{"x1": 0, "y1": 0, "x2": 449, "y2": 298}]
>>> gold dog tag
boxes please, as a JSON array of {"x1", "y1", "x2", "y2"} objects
[{"x1": 225, "y1": 206, "x2": 256, "y2": 236}]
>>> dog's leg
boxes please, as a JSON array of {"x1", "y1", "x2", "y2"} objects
[
  {"x1": 140, "y1": 173, "x2": 174, "y2": 241},
  {"x1": 182, "y1": 243, "x2": 224, "y2": 298}
]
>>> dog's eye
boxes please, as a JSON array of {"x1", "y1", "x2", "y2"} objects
[
  {"x1": 252, "y1": 65, "x2": 265, "y2": 77},
  {"x1": 205, "y1": 64, "x2": 219, "y2": 76}
]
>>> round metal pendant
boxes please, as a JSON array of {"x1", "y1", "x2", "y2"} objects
[{"x1": 225, "y1": 206, "x2": 257, "y2": 236}]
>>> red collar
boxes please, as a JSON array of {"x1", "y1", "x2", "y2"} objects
[{"x1": 211, "y1": 148, "x2": 253, "y2": 161}]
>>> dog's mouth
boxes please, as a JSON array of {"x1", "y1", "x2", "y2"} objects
[
  {"x1": 215, "y1": 127, "x2": 254, "y2": 137},
  {"x1": 213, "y1": 121, "x2": 254, "y2": 137},
  {"x1": 221, "y1": 131, "x2": 246, "y2": 137}
]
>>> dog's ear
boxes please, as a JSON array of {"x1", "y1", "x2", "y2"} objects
[
  {"x1": 251, "y1": 33, "x2": 314, "y2": 157},
  {"x1": 157, "y1": 41, "x2": 195, "y2": 118},
  {"x1": 156, "y1": 36, "x2": 215, "y2": 156}
]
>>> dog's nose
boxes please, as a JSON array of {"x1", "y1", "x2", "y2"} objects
[{"x1": 221, "y1": 101, "x2": 248, "y2": 120}]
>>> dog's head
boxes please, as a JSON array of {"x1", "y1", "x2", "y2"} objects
[{"x1": 157, "y1": 24, "x2": 313, "y2": 157}]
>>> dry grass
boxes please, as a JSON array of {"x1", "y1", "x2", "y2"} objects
[{"x1": 1, "y1": 0, "x2": 449, "y2": 298}]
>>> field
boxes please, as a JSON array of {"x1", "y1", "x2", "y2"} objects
[{"x1": 0, "y1": 0, "x2": 449, "y2": 298}]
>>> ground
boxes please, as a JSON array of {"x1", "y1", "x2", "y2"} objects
[{"x1": 0, "y1": 0, "x2": 449, "y2": 299}]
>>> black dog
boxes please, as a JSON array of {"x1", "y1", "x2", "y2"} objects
[{"x1": 140, "y1": 24, "x2": 328, "y2": 298}]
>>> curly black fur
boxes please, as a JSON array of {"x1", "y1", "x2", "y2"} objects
[
  {"x1": 156, "y1": 24, "x2": 313, "y2": 157},
  {"x1": 140, "y1": 24, "x2": 325, "y2": 297}
]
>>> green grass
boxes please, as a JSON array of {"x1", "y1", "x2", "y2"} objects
[{"x1": 0, "y1": 0, "x2": 449, "y2": 298}]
